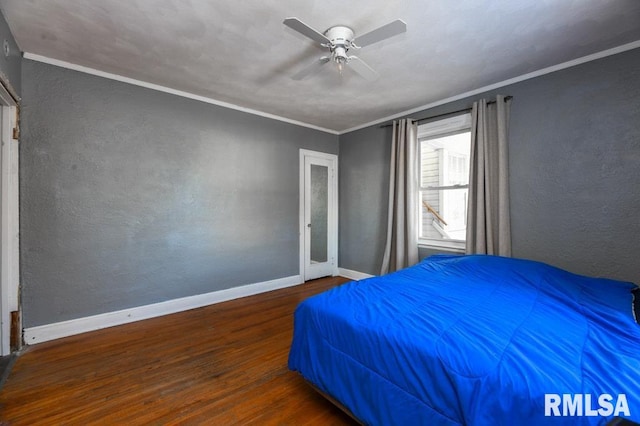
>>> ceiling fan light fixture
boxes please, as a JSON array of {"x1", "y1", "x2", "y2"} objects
[{"x1": 332, "y1": 45, "x2": 348, "y2": 74}]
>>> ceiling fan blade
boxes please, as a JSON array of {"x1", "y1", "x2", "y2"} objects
[
  {"x1": 348, "y1": 56, "x2": 379, "y2": 81},
  {"x1": 355, "y1": 19, "x2": 407, "y2": 48},
  {"x1": 283, "y1": 18, "x2": 330, "y2": 44},
  {"x1": 292, "y1": 57, "x2": 331, "y2": 80}
]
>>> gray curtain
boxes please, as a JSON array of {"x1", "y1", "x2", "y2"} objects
[
  {"x1": 466, "y1": 95, "x2": 512, "y2": 256},
  {"x1": 381, "y1": 119, "x2": 419, "y2": 274}
]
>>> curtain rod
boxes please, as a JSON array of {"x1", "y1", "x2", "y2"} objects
[{"x1": 379, "y1": 95, "x2": 512, "y2": 128}]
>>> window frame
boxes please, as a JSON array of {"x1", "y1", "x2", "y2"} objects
[{"x1": 417, "y1": 113, "x2": 472, "y2": 252}]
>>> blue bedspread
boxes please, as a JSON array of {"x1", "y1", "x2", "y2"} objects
[{"x1": 288, "y1": 255, "x2": 640, "y2": 425}]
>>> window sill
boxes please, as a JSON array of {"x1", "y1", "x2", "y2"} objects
[{"x1": 418, "y1": 240, "x2": 465, "y2": 253}]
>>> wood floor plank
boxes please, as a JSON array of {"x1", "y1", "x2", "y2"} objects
[{"x1": 0, "y1": 276, "x2": 358, "y2": 425}]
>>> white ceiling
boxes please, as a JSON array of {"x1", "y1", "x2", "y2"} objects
[{"x1": 1, "y1": 0, "x2": 639, "y2": 133}]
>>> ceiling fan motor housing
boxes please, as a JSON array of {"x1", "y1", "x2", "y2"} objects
[{"x1": 324, "y1": 26, "x2": 355, "y2": 64}]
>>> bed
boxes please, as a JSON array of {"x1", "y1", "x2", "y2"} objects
[{"x1": 288, "y1": 254, "x2": 640, "y2": 425}]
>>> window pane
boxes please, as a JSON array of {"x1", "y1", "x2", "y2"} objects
[
  {"x1": 418, "y1": 118, "x2": 471, "y2": 246},
  {"x1": 420, "y1": 188, "x2": 468, "y2": 241},
  {"x1": 420, "y1": 132, "x2": 470, "y2": 188},
  {"x1": 419, "y1": 129, "x2": 470, "y2": 244},
  {"x1": 310, "y1": 164, "x2": 328, "y2": 263}
]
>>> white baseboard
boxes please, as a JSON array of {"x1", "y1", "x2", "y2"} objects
[
  {"x1": 24, "y1": 275, "x2": 302, "y2": 345},
  {"x1": 338, "y1": 267, "x2": 375, "y2": 281}
]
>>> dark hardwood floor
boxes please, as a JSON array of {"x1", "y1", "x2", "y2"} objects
[{"x1": 0, "y1": 276, "x2": 358, "y2": 425}]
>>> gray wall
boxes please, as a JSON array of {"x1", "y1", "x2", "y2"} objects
[
  {"x1": 339, "y1": 47, "x2": 640, "y2": 284},
  {"x1": 339, "y1": 125, "x2": 391, "y2": 275},
  {"x1": 0, "y1": 9, "x2": 20, "y2": 96},
  {"x1": 17, "y1": 46, "x2": 640, "y2": 328},
  {"x1": 21, "y1": 59, "x2": 338, "y2": 328}
]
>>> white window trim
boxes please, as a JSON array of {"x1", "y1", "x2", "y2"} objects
[
  {"x1": 417, "y1": 113, "x2": 471, "y2": 253},
  {"x1": 417, "y1": 113, "x2": 471, "y2": 139}
]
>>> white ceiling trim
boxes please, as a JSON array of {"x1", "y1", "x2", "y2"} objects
[
  {"x1": 23, "y1": 39, "x2": 640, "y2": 136},
  {"x1": 22, "y1": 52, "x2": 340, "y2": 135},
  {"x1": 340, "y1": 39, "x2": 640, "y2": 134}
]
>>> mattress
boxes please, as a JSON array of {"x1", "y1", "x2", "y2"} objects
[{"x1": 288, "y1": 255, "x2": 640, "y2": 425}]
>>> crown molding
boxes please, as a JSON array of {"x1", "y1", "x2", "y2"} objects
[
  {"x1": 22, "y1": 52, "x2": 340, "y2": 135},
  {"x1": 23, "y1": 40, "x2": 640, "y2": 136},
  {"x1": 339, "y1": 40, "x2": 640, "y2": 134}
]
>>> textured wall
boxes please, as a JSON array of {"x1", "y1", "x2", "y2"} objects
[
  {"x1": 339, "y1": 47, "x2": 640, "y2": 284},
  {"x1": 20, "y1": 59, "x2": 338, "y2": 327},
  {"x1": 0, "y1": 10, "x2": 20, "y2": 96},
  {"x1": 507, "y1": 48, "x2": 640, "y2": 282},
  {"x1": 339, "y1": 125, "x2": 391, "y2": 275}
]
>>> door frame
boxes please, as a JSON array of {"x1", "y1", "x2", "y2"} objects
[
  {"x1": 299, "y1": 149, "x2": 338, "y2": 281},
  {"x1": 0, "y1": 82, "x2": 18, "y2": 356}
]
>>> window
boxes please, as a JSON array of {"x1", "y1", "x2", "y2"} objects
[{"x1": 418, "y1": 113, "x2": 471, "y2": 251}]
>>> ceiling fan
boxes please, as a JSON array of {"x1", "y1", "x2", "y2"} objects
[{"x1": 283, "y1": 17, "x2": 407, "y2": 81}]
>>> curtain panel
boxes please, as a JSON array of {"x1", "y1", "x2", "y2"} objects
[
  {"x1": 466, "y1": 95, "x2": 512, "y2": 256},
  {"x1": 381, "y1": 119, "x2": 419, "y2": 274}
]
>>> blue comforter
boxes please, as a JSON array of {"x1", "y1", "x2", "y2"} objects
[{"x1": 288, "y1": 255, "x2": 640, "y2": 425}]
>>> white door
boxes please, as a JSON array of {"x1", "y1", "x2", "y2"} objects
[
  {"x1": 0, "y1": 108, "x2": 4, "y2": 354},
  {"x1": 300, "y1": 150, "x2": 338, "y2": 281},
  {"x1": 0, "y1": 93, "x2": 18, "y2": 356}
]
